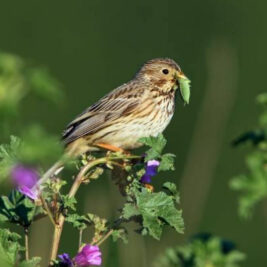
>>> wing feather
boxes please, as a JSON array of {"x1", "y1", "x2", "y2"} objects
[{"x1": 63, "y1": 82, "x2": 145, "y2": 145}]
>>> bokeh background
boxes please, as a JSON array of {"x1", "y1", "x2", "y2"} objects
[{"x1": 0, "y1": 0, "x2": 266, "y2": 266}]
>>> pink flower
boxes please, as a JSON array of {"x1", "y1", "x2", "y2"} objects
[
  {"x1": 75, "y1": 244, "x2": 102, "y2": 266},
  {"x1": 140, "y1": 160, "x2": 160, "y2": 183},
  {"x1": 11, "y1": 165, "x2": 39, "y2": 200}
]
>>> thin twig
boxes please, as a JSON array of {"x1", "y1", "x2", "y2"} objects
[
  {"x1": 36, "y1": 160, "x2": 63, "y2": 188},
  {"x1": 79, "y1": 229, "x2": 83, "y2": 248},
  {"x1": 96, "y1": 229, "x2": 114, "y2": 246},
  {"x1": 24, "y1": 227, "x2": 29, "y2": 261},
  {"x1": 49, "y1": 153, "x2": 138, "y2": 264},
  {"x1": 40, "y1": 195, "x2": 56, "y2": 227}
]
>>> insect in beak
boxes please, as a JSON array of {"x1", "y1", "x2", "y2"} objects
[{"x1": 176, "y1": 71, "x2": 191, "y2": 105}]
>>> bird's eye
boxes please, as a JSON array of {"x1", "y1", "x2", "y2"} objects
[{"x1": 162, "y1": 69, "x2": 169, "y2": 75}]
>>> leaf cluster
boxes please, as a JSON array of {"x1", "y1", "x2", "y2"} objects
[
  {"x1": 230, "y1": 93, "x2": 267, "y2": 218},
  {"x1": 154, "y1": 234, "x2": 245, "y2": 267},
  {"x1": 0, "y1": 228, "x2": 41, "y2": 267},
  {"x1": 0, "y1": 190, "x2": 44, "y2": 227},
  {"x1": 140, "y1": 134, "x2": 175, "y2": 171},
  {"x1": 0, "y1": 51, "x2": 63, "y2": 119},
  {"x1": 122, "y1": 180, "x2": 184, "y2": 240}
]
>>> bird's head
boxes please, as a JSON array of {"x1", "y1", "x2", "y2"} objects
[{"x1": 136, "y1": 58, "x2": 191, "y2": 104}]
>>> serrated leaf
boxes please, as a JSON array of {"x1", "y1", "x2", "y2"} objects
[
  {"x1": 0, "y1": 136, "x2": 21, "y2": 182},
  {"x1": 0, "y1": 228, "x2": 21, "y2": 266},
  {"x1": 122, "y1": 203, "x2": 140, "y2": 219},
  {"x1": 154, "y1": 235, "x2": 245, "y2": 267},
  {"x1": 111, "y1": 228, "x2": 128, "y2": 244},
  {"x1": 163, "y1": 182, "x2": 180, "y2": 204},
  {"x1": 0, "y1": 190, "x2": 43, "y2": 226},
  {"x1": 158, "y1": 154, "x2": 175, "y2": 171},
  {"x1": 66, "y1": 213, "x2": 90, "y2": 230},
  {"x1": 138, "y1": 190, "x2": 184, "y2": 239},
  {"x1": 132, "y1": 189, "x2": 184, "y2": 240},
  {"x1": 60, "y1": 196, "x2": 77, "y2": 211},
  {"x1": 139, "y1": 134, "x2": 167, "y2": 161},
  {"x1": 19, "y1": 257, "x2": 41, "y2": 267}
]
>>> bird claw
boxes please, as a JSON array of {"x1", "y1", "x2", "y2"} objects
[{"x1": 96, "y1": 143, "x2": 131, "y2": 155}]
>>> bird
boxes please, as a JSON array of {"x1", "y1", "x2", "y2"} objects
[{"x1": 62, "y1": 58, "x2": 190, "y2": 156}]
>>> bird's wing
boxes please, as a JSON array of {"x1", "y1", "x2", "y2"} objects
[{"x1": 62, "y1": 82, "x2": 145, "y2": 144}]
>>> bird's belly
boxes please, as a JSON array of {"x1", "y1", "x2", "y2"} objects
[{"x1": 94, "y1": 111, "x2": 173, "y2": 149}]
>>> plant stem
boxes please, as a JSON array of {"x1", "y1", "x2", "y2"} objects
[
  {"x1": 24, "y1": 227, "x2": 29, "y2": 261},
  {"x1": 49, "y1": 157, "x2": 109, "y2": 263},
  {"x1": 40, "y1": 195, "x2": 56, "y2": 227},
  {"x1": 96, "y1": 229, "x2": 114, "y2": 246},
  {"x1": 79, "y1": 229, "x2": 83, "y2": 248},
  {"x1": 49, "y1": 153, "x2": 137, "y2": 264},
  {"x1": 37, "y1": 160, "x2": 63, "y2": 188}
]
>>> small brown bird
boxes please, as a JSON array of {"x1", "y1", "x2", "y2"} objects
[{"x1": 63, "y1": 58, "x2": 190, "y2": 155}]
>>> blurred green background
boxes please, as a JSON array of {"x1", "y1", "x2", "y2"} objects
[{"x1": 0, "y1": 0, "x2": 266, "y2": 266}]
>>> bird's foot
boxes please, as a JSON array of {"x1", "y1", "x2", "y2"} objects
[
  {"x1": 96, "y1": 143, "x2": 130, "y2": 155},
  {"x1": 144, "y1": 183, "x2": 154, "y2": 192}
]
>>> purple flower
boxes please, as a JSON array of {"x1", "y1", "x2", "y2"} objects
[
  {"x1": 140, "y1": 160, "x2": 160, "y2": 183},
  {"x1": 58, "y1": 253, "x2": 73, "y2": 266},
  {"x1": 11, "y1": 165, "x2": 39, "y2": 200},
  {"x1": 75, "y1": 244, "x2": 102, "y2": 266}
]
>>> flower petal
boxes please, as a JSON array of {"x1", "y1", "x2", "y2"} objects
[{"x1": 18, "y1": 185, "x2": 39, "y2": 200}]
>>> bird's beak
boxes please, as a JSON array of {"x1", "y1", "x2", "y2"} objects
[
  {"x1": 177, "y1": 71, "x2": 187, "y2": 80},
  {"x1": 176, "y1": 71, "x2": 191, "y2": 105}
]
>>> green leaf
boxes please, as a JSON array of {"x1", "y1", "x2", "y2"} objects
[
  {"x1": 18, "y1": 125, "x2": 63, "y2": 166},
  {"x1": 60, "y1": 196, "x2": 77, "y2": 211},
  {"x1": 122, "y1": 203, "x2": 140, "y2": 219},
  {"x1": 137, "y1": 190, "x2": 184, "y2": 239},
  {"x1": 0, "y1": 228, "x2": 21, "y2": 266},
  {"x1": 26, "y1": 68, "x2": 63, "y2": 104},
  {"x1": 123, "y1": 180, "x2": 184, "y2": 240},
  {"x1": 154, "y1": 235, "x2": 246, "y2": 267},
  {"x1": 158, "y1": 154, "x2": 175, "y2": 171},
  {"x1": 163, "y1": 182, "x2": 180, "y2": 204},
  {"x1": 230, "y1": 151, "x2": 267, "y2": 218},
  {"x1": 19, "y1": 257, "x2": 41, "y2": 267},
  {"x1": 139, "y1": 134, "x2": 167, "y2": 161},
  {"x1": 111, "y1": 229, "x2": 128, "y2": 244},
  {"x1": 0, "y1": 136, "x2": 21, "y2": 182},
  {"x1": 0, "y1": 190, "x2": 44, "y2": 226},
  {"x1": 66, "y1": 213, "x2": 90, "y2": 230}
]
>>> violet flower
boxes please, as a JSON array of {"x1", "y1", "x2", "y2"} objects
[
  {"x1": 75, "y1": 244, "x2": 102, "y2": 266},
  {"x1": 11, "y1": 165, "x2": 39, "y2": 200},
  {"x1": 140, "y1": 160, "x2": 160, "y2": 183},
  {"x1": 58, "y1": 253, "x2": 74, "y2": 267}
]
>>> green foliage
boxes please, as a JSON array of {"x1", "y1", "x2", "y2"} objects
[
  {"x1": 26, "y1": 68, "x2": 63, "y2": 104},
  {"x1": 66, "y1": 213, "x2": 91, "y2": 230},
  {"x1": 0, "y1": 228, "x2": 21, "y2": 266},
  {"x1": 0, "y1": 190, "x2": 44, "y2": 227},
  {"x1": 18, "y1": 125, "x2": 63, "y2": 166},
  {"x1": 0, "y1": 127, "x2": 63, "y2": 183},
  {"x1": 60, "y1": 196, "x2": 77, "y2": 212},
  {"x1": 140, "y1": 134, "x2": 175, "y2": 171},
  {"x1": 0, "y1": 136, "x2": 21, "y2": 183},
  {"x1": 0, "y1": 228, "x2": 40, "y2": 267},
  {"x1": 0, "y1": 51, "x2": 63, "y2": 119},
  {"x1": 111, "y1": 228, "x2": 128, "y2": 244},
  {"x1": 19, "y1": 257, "x2": 41, "y2": 267},
  {"x1": 154, "y1": 235, "x2": 245, "y2": 267},
  {"x1": 230, "y1": 93, "x2": 267, "y2": 218},
  {"x1": 122, "y1": 181, "x2": 184, "y2": 240}
]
